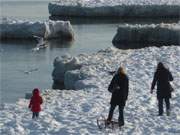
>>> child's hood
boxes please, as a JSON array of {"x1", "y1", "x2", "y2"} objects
[{"x1": 33, "y1": 88, "x2": 40, "y2": 96}]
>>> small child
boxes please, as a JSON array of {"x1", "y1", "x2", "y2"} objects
[{"x1": 28, "y1": 88, "x2": 43, "y2": 119}]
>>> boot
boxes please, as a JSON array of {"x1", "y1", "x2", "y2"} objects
[
  {"x1": 105, "y1": 119, "x2": 111, "y2": 126},
  {"x1": 166, "y1": 109, "x2": 170, "y2": 116},
  {"x1": 118, "y1": 120, "x2": 124, "y2": 127}
]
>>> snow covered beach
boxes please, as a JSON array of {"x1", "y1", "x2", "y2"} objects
[
  {"x1": 49, "y1": 0, "x2": 180, "y2": 18},
  {"x1": 112, "y1": 23, "x2": 180, "y2": 48},
  {"x1": 1, "y1": 46, "x2": 180, "y2": 134},
  {"x1": 0, "y1": 18, "x2": 74, "y2": 40}
]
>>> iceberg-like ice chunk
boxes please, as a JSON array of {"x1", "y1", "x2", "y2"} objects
[
  {"x1": 50, "y1": 0, "x2": 180, "y2": 7},
  {"x1": 52, "y1": 55, "x2": 82, "y2": 89},
  {"x1": 0, "y1": 18, "x2": 74, "y2": 40},
  {"x1": 52, "y1": 53, "x2": 102, "y2": 90},
  {"x1": 112, "y1": 23, "x2": 180, "y2": 48},
  {"x1": 49, "y1": 0, "x2": 180, "y2": 18}
]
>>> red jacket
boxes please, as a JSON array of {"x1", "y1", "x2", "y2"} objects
[{"x1": 29, "y1": 88, "x2": 43, "y2": 112}]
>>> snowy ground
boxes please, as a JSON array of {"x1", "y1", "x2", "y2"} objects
[{"x1": 1, "y1": 46, "x2": 180, "y2": 134}]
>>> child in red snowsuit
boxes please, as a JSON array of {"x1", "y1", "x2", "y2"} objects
[{"x1": 29, "y1": 88, "x2": 43, "y2": 119}]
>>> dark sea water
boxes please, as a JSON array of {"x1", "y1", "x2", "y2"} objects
[
  {"x1": 0, "y1": 23, "x2": 116, "y2": 103},
  {"x1": 0, "y1": 0, "x2": 178, "y2": 103},
  {"x1": 0, "y1": 0, "x2": 118, "y2": 103}
]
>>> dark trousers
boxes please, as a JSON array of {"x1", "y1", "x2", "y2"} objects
[
  {"x1": 158, "y1": 98, "x2": 170, "y2": 115},
  {"x1": 107, "y1": 104, "x2": 124, "y2": 126},
  {"x1": 32, "y1": 112, "x2": 39, "y2": 119}
]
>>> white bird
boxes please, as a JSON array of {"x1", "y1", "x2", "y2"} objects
[
  {"x1": 18, "y1": 68, "x2": 38, "y2": 75},
  {"x1": 32, "y1": 35, "x2": 48, "y2": 51}
]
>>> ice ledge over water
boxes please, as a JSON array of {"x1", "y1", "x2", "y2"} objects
[
  {"x1": 49, "y1": 0, "x2": 180, "y2": 18},
  {"x1": 51, "y1": 0, "x2": 180, "y2": 7},
  {"x1": 0, "y1": 18, "x2": 74, "y2": 40},
  {"x1": 112, "y1": 23, "x2": 180, "y2": 48}
]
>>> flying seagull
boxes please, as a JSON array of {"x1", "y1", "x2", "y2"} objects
[
  {"x1": 18, "y1": 68, "x2": 38, "y2": 75},
  {"x1": 32, "y1": 35, "x2": 48, "y2": 51}
]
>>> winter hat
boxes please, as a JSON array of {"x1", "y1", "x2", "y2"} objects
[
  {"x1": 157, "y1": 62, "x2": 165, "y2": 70},
  {"x1": 33, "y1": 88, "x2": 40, "y2": 95}
]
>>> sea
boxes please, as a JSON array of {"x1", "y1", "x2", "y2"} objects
[
  {"x1": 0, "y1": 0, "x2": 119, "y2": 103},
  {"x1": 0, "y1": 0, "x2": 178, "y2": 103}
]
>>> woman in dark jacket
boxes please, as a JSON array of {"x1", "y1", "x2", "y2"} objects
[
  {"x1": 151, "y1": 62, "x2": 173, "y2": 116},
  {"x1": 107, "y1": 67, "x2": 129, "y2": 127}
]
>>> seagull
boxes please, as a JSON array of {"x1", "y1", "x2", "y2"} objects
[
  {"x1": 32, "y1": 35, "x2": 48, "y2": 51},
  {"x1": 18, "y1": 68, "x2": 38, "y2": 75}
]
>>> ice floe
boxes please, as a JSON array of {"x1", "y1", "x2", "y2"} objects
[
  {"x1": 49, "y1": 0, "x2": 180, "y2": 18},
  {"x1": 112, "y1": 23, "x2": 180, "y2": 48},
  {"x1": 0, "y1": 18, "x2": 74, "y2": 40}
]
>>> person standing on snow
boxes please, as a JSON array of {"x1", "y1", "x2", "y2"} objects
[
  {"x1": 151, "y1": 62, "x2": 174, "y2": 116},
  {"x1": 107, "y1": 67, "x2": 129, "y2": 127},
  {"x1": 29, "y1": 88, "x2": 43, "y2": 119}
]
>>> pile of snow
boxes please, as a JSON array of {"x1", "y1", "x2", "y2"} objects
[
  {"x1": 0, "y1": 18, "x2": 74, "y2": 40},
  {"x1": 112, "y1": 23, "x2": 180, "y2": 48},
  {"x1": 1, "y1": 46, "x2": 180, "y2": 134},
  {"x1": 49, "y1": 0, "x2": 180, "y2": 18}
]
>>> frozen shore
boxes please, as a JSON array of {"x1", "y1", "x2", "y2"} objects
[
  {"x1": 49, "y1": 0, "x2": 180, "y2": 18},
  {"x1": 0, "y1": 18, "x2": 74, "y2": 40},
  {"x1": 1, "y1": 46, "x2": 180, "y2": 134},
  {"x1": 112, "y1": 23, "x2": 180, "y2": 48}
]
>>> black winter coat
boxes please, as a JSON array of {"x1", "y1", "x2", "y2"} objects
[
  {"x1": 151, "y1": 68, "x2": 173, "y2": 99},
  {"x1": 108, "y1": 73, "x2": 129, "y2": 106}
]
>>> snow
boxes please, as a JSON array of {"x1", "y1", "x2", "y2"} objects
[
  {"x1": 112, "y1": 23, "x2": 180, "y2": 48},
  {"x1": 48, "y1": 0, "x2": 180, "y2": 18},
  {"x1": 1, "y1": 46, "x2": 180, "y2": 134},
  {"x1": 0, "y1": 18, "x2": 74, "y2": 40}
]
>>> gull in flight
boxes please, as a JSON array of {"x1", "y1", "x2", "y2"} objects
[
  {"x1": 32, "y1": 35, "x2": 48, "y2": 51},
  {"x1": 18, "y1": 68, "x2": 38, "y2": 75}
]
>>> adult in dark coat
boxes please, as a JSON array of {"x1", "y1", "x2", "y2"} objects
[
  {"x1": 151, "y1": 62, "x2": 173, "y2": 116},
  {"x1": 107, "y1": 67, "x2": 129, "y2": 127}
]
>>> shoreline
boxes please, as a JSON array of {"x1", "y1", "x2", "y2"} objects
[{"x1": 1, "y1": 45, "x2": 180, "y2": 134}]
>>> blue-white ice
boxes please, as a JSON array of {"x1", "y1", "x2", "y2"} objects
[
  {"x1": 49, "y1": 0, "x2": 180, "y2": 18},
  {"x1": 112, "y1": 23, "x2": 180, "y2": 47},
  {"x1": 0, "y1": 18, "x2": 74, "y2": 40},
  {"x1": 53, "y1": 0, "x2": 180, "y2": 7}
]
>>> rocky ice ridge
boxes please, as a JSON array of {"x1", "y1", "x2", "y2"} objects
[
  {"x1": 52, "y1": 0, "x2": 180, "y2": 7},
  {"x1": 0, "y1": 18, "x2": 74, "y2": 40},
  {"x1": 112, "y1": 23, "x2": 180, "y2": 48},
  {"x1": 52, "y1": 53, "x2": 107, "y2": 89},
  {"x1": 54, "y1": 48, "x2": 129, "y2": 90},
  {"x1": 52, "y1": 55, "x2": 82, "y2": 89},
  {"x1": 49, "y1": 0, "x2": 180, "y2": 18},
  {"x1": 1, "y1": 46, "x2": 180, "y2": 134},
  {"x1": 52, "y1": 44, "x2": 179, "y2": 90}
]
